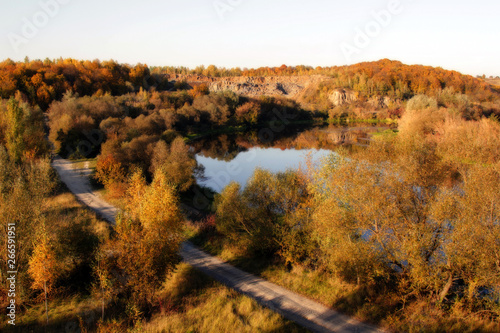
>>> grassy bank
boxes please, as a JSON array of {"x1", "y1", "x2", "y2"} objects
[
  {"x1": 0, "y1": 256, "x2": 307, "y2": 333},
  {"x1": 327, "y1": 117, "x2": 398, "y2": 125},
  {"x1": 138, "y1": 263, "x2": 307, "y2": 333},
  {"x1": 3, "y1": 261, "x2": 306, "y2": 333}
]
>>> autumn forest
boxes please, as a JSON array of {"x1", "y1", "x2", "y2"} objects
[{"x1": 1, "y1": 57, "x2": 500, "y2": 333}]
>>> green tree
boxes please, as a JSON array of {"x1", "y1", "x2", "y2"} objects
[
  {"x1": 4, "y1": 98, "x2": 26, "y2": 163},
  {"x1": 150, "y1": 137, "x2": 197, "y2": 192},
  {"x1": 215, "y1": 169, "x2": 309, "y2": 256},
  {"x1": 215, "y1": 182, "x2": 252, "y2": 241}
]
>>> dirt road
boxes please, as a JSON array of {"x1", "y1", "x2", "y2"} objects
[
  {"x1": 51, "y1": 156, "x2": 118, "y2": 224},
  {"x1": 181, "y1": 242, "x2": 385, "y2": 333},
  {"x1": 51, "y1": 155, "x2": 386, "y2": 333}
]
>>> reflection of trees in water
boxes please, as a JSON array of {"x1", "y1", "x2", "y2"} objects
[
  {"x1": 192, "y1": 125, "x2": 392, "y2": 161},
  {"x1": 191, "y1": 134, "x2": 243, "y2": 161},
  {"x1": 296, "y1": 125, "x2": 391, "y2": 148}
]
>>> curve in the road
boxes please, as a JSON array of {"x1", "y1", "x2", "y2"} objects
[{"x1": 52, "y1": 156, "x2": 118, "y2": 224}]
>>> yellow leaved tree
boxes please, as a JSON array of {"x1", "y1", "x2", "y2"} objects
[
  {"x1": 113, "y1": 168, "x2": 183, "y2": 314},
  {"x1": 28, "y1": 226, "x2": 59, "y2": 325}
]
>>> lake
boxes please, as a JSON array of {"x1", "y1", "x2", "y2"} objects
[
  {"x1": 193, "y1": 124, "x2": 392, "y2": 192},
  {"x1": 196, "y1": 147, "x2": 333, "y2": 192}
]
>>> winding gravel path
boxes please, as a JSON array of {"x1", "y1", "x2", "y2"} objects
[
  {"x1": 51, "y1": 156, "x2": 118, "y2": 223},
  {"x1": 51, "y1": 155, "x2": 386, "y2": 333}
]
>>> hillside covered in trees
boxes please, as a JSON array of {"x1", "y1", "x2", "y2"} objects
[
  {"x1": 153, "y1": 59, "x2": 497, "y2": 101},
  {"x1": 0, "y1": 58, "x2": 167, "y2": 110},
  {"x1": 1, "y1": 58, "x2": 498, "y2": 110}
]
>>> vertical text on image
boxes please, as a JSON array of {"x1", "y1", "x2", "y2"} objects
[{"x1": 7, "y1": 222, "x2": 17, "y2": 325}]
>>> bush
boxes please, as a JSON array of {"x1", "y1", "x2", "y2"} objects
[
  {"x1": 215, "y1": 169, "x2": 310, "y2": 257},
  {"x1": 406, "y1": 94, "x2": 438, "y2": 111},
  {"x1": 235, "y1": 102, "x2": 260, "y2": 124},
  {"x1": 189, "y1": 84, "x2": 209, "y2": 98}
]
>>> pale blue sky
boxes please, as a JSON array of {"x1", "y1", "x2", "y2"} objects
[{"x1": 0, "y1": 0, "x2": 498, "y2": 76}]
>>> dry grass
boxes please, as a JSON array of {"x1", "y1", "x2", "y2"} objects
[
  {"x1": 4, "y1": 261, "x2": 305, "y2": 333},
  {"x1": 385, "y1": 300, "x2": 500, "y2": 333},
  {"x1": 437, "y1": 116, "x2": 500, "y2": 165},
  {"x1": 2, "y1": 296, "x2": 101, "y2": 333},
  {"x1": 44, "y1": 189, "x2": 111, "y2": 241},
  {"x1": 137, "y1": 263, "x2": 307, "y2": 333}
]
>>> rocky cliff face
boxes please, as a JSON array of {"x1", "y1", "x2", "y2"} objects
[
  {"x1": 368, "y1": 96, "x2": 393, "y2": 108},
  {"x1": 168, "y1": 75, "x2": 396, "y2": 108},
  {"x1": 329, "y1": 89, "x2": 358, "y2": 106},
  {"x1": 169, "y1": 74, "x2": 324, "y2": 99}
]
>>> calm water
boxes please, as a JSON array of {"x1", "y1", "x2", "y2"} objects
[
  {"x1": 193, "y1": 125, "x2": 392, "y2": 192},
  {"x1": 196, "y1": 147, "x2": 333, "y2": 192}
]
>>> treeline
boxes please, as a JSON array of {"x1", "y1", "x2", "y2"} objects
[
  {"x1": 327, "y1": 59, "x2": 494, "y2": 100},
  {"x1": 1, "y1": 58, "x2": 497, "y2": 114},
  {"x1": 0, "y1": 58, "x2": 169, "y2": 110},
  {"x1": 206, "y1": 102, "x2": 500, "y2": 331}
]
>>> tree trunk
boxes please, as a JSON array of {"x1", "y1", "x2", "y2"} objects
[
  {"x1": 101, "y1": 287, "x2": 104, "y2": 322},
  {"x1": 44, "y1": 280, "x2": 49, "y2": 325},
  {"x1": 439, "y1": 273, "x2": 453, "y2": 302}
]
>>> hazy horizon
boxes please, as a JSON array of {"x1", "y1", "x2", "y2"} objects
[{"x1": 1, "y1": 0, "x2": 499, "y2": 77}]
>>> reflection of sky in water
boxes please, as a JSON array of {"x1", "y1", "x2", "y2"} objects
[{"x1": 196, "y1": 147, "x2": 334, "y2": 193}]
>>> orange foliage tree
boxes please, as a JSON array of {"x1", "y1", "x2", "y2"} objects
[{"x1": 95, "y1": 154, "x2": 126, "y2": 187}]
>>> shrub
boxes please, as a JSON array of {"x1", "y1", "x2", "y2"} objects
[{"x1": 406, "y1": 94, "x2": 438, "y2": 111}]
